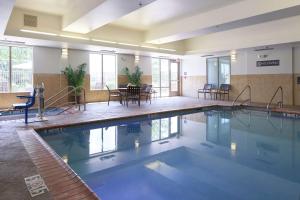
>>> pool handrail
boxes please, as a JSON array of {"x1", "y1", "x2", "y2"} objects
[
  {"x1": 232, "y1": 85, "x2": 251, "y2": 106},
  {"x1": 267, "y1": 86, "x2": 283, "y2": 110}
]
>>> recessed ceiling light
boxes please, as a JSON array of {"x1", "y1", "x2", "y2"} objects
[
  {"x1": 20, "y1": 29, "x2": 57, "y2": 36},
  {"x1": 92, "y1": 39, "x2": 116, "y2": 44},
  {"x1": 118, "y1": 42, "x2": 139, "y2": 47},
  {"x1": 159, "y1": 48, "x2": 176, "y2": 52},
  {"x1": 140, "y1": 45, "x2": 159, "y2": 49},
  {"x1": 60, "y1": 34, "x2": 89, "y2": 40}
]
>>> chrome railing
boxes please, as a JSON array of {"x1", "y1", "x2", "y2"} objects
[
  {"x1": 232, "y1": 85, "x2": 251, "y2": 106},
  {"x1": 44, "y1": 86, "x2": 87, "y2": 114},
  {"x1": 267, "y1": 86, "x2": 283, "y2": 110}
]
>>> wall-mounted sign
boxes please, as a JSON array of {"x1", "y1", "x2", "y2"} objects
[{"x1": 257, "y1": 60, "x2": 280, "y2": 67}]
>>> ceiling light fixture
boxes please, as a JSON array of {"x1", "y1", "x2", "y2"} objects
[
  {"x1": 140, "y1": 45, "x2": 159, "y2": 49},
  {"x1": 60, "y1": 34, "x2": 89, "y2": 40},
  {"x1": 118, "y1": 42, "x2": 139, "y2": 47},
  {"x1": 159, "y1": 48, "x2": 176, "y2": 52},
  {"x1": 20, "y1": 29, "x2": 57, "y2": 36},
  {"x1": 92, "y1": 39, "x2": 117, "y2": 44}
]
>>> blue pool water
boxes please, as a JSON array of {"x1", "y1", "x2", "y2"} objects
[{"x1": 38, "y1": 109, "x2": 300, "y2": 200}]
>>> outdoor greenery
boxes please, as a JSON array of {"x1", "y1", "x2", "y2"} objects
[
  {"x1": 123, "y1": 66, "x2": 143, "y2": 86},
  {"x1": 63, "y1": 63, "x2": 86, "y2": 95}
]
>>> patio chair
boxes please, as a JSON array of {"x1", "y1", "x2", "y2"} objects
[
  {"x1": 126, "y1": 86, "x2": 141, "y2": 107},
  {"x1": 217, "y1": 84, "x2": 231, "y2": 100},
  {"x1": 106, "y1": 85, "x2": 123, "y2": 106},
  {"x1": 141, "y1": 84, "x2": 152, "y2": 104},
  {"x1": 12, "y1": 89, "x2": 36, "y2": 124},
  {"x1": 198, "y1": 84, "x2": 213, "y2": 99}
]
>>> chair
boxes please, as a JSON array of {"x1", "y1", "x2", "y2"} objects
[
  {"x1": 13, "y1": 89, "x2": 36, "y2": 124},
  {"x1": 217, "y1": 84, "x2": 231, "y2": 100},
  {"x1": 126, "y1": 86, "x2": 141, "y2": 107},
  {"x1": 198, "y1": 84, "x2": 213, "y2": 99},
  {"x1": 141, "y1": 85, "x2": 152, "y2": 104},
  {"x1": 106, "y1": 85, "x2": 123, "y2": 106}
]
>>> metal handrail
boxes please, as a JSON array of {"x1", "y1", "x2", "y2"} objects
[
  {"x1": 45, "y1": 86, "x2": 76, "y2": 104},
  {"x1": 44, "y1": 87, "x2": 77, "y2": 110},
  {"x1": 232, "y1": 85, "x2": 251, "y2": 106},
  {"x1": 267, "y1": 86, "x2": 283, "y2": 110}
]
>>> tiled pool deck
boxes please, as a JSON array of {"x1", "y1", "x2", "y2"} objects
[{"x1": 1, "y1": 97, "x2": 300, "y2": 199}]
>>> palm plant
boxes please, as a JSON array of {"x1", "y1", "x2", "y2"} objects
[
  {"x1": 63, "y1": 63, "x2": 86, "y2": 95},
  {"x1": 123, "y1": 66, "x2": 143, "y2": 86}
]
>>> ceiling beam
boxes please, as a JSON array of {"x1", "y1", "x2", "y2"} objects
[
  {"x1": 145, "y1": 0, "x2": 300, "y2": 44},
  {"x1": 63, "y1": 0, "x2": 157, "y2": 34},
  {"x1": 0, "y1": 0, "x2": 15, "y2": 34}
]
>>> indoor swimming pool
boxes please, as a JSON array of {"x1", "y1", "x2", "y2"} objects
[{"x1": 38, "y1": 108, "x2": 300, "y2": 200}]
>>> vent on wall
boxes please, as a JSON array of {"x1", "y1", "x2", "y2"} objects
[{"x1": 24, "y1": 14, "x2": 38, "y2": 27}]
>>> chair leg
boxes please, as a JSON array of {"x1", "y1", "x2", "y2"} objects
[
  {"x1": 25, "y1": 108, "x2": 28, "y2": 124},
  {"x1": 108, "y1": 95, "x2": 110, "y2": 106},
  {"x1": 204, "y1": 93, "x2": 206, "y2": 99}
]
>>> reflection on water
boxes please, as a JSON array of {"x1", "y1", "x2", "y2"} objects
[{"x1": 39, "y1": 109, "x2": 300, "y2": 185}]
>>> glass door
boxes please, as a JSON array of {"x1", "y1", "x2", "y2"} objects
[
  {"x1": 160, "y1": 59, "x2": 170, "y2": 97},
  {"x1": 170, "y1": 61, "x2": 179, "y2": 96},
  {"x1": 207, "y1": 56, "x2": 230, "y2": 87},
  {"x1": 207, "y1": 57, "x2": 219, "y2": 88},
  {"x1": 152, "y1": 58, "x2": 180, "y2": 97},
  {"x1": 218, "y1": 57, "x2": 231, "y2": 85}
]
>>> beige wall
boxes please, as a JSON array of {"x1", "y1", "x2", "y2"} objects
[
  {"x1": 181, "y1": 76, "x2": 206, "y2": 98},
  {"x1": 231, "y1": 74, "x2": 293, "y2": 105}
]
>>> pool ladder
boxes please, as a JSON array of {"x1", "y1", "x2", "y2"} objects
[
  {"x1": 44, "y1": 86, "x2": 86, "y2": 115},
  {"x1": 232, "y1": 85, "x2": 251, "y2": 107},
  {"x1": 266, "y1": 86, "x2": 283, "y2": 111}
]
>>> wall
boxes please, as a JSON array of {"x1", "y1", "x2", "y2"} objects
[
  {"x1": 182, "y1": 45, "x2": 300, "y2": 106},
  {"x1": 181, "y1": 55, "x2": 206, "y2": 98},
  {"x1": 0, "y1": 46, "x2": 153, "y2": 108}
]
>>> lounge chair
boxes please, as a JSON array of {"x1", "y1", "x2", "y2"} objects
[
  {"x1": 217, "y1": 84, "x2": 231, "y2": 100},
  {"x1": 106, "y1": 85, "x2": 123, "y2": 105},
  {"x1": 198, "y1": 84, "x2": 213, "y2": 99}
]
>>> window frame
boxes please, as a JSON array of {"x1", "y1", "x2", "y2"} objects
[
  {"x1": 0, "y1": 45, "x2": 33, "y2": 93},
  {"x1": 206, "y1": 56, "x2": 231, "y2": 88},
  {"x1": 89, "y1": 53, "x2": 117, "y2": 91}
]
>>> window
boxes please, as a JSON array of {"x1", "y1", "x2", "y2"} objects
[
  {"x1": 89, "y1": 53, "x2": 117, "y2": 90},
  {"x1": 152, "y1": 58, "x2": 180, "y2": 97},
  {"x1": 207, "y1": 56, "x2": 230, "y2": 88},
  {"x1": 0, "y1": 45, "x2": 33, "y2": 92}
]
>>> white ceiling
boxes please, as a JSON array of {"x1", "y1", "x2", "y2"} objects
[
  {"x1": 15, "y1": 0, "x2": 105, "y2": 15},
  {"x1": 111, "y1": 0, "x2": 244, "y2": 31}
]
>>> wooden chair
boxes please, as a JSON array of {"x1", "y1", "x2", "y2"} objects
[
  {"x1": 198, "y1": 84, "x2": 213, "y2": 99},
  {"x1": 126, "y1": 86, "x2": 141, "y2": 107},
  {"x1": 217, "y1": 84, "x2": 231, "y2": 100},
  {"x1": 106, "y1": 85, "x2": 123, "y2": 106}
]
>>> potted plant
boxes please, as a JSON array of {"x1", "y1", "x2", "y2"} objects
[
  {"x1": 63, "y1": 63, "x2": 86, "y2": 103},
  {"x1": 123, "y1": 66, "x2": 143, "y2": 86}
]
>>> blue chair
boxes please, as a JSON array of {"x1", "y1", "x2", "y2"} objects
[{"x1": 13, "y1": 89, "x2": 36, "y2": 124}]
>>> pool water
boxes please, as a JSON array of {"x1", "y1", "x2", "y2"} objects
[{"x1": 38, "y1": 109, "x2": 300, "y2": 200}]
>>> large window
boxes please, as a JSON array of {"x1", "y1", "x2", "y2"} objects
[
  {"x1": 0, "y1": 45, "x2": 33, "y2": 92},
  {"x1": 152, "y1": 58, "x2": 179, "y2": 97},
  {"x1": 207, "y1": 56, "x2": 230, "y2": 88},
  {"x1": 89, "y1": 53, "x2": 117, "y2": 90}
]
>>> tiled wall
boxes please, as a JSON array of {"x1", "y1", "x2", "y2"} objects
[
  {"x1": 181, "y1": 74, "x2": 295, "y2": 105},
  {"x1": 0, "y1": 74, "x2": 152, "y2": 109}
]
